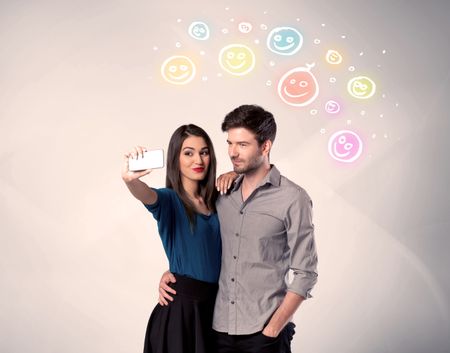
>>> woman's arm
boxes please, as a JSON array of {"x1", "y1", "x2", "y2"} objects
[{"x1": 121, "y1": 146, "x2": 157, "y2": 205}]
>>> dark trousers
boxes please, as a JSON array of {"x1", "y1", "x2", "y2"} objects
[{"x1": 213, "y1": 322, "x2": 296, "y2": 353}]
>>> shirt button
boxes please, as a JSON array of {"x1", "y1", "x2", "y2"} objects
[
  {"x1": 231, "y1": 278, "x2": 235, "y2": 282},
  {"x1": 233, "y1": 256, "x2": 237, "y2": 259},
  {"x1": 240, "y1": 211, "x2": 244, "y2": 214},
  {"x1": 231, "y1": 301, "x2": 235, "y2": 304},
  {"x1": 235, "y1": 233, "x2": 239, "y2": 237}
]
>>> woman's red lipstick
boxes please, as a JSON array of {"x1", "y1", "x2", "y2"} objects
[{"x1": 192, "y1": 167, "x2": 205, "y2": 173}]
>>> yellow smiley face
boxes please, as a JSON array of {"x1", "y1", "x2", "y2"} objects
[
  {"x1": 325, "y1": 49, "x2": 343, "y2": 65},
  {"x1": 219, "y1": 44, "x2": 255, "y2": 76},
  {"x1": 161, "y1": 56, "x2": 196, "y2": 85},
  {"x1": 347, "y1": 76, "x2": 376, "y2": 99}
]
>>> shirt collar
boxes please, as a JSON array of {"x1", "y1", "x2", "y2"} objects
[{"x1": 231, "y1": 164, "x2": 281, "y2": 193}]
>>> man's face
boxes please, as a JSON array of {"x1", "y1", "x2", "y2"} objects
[{"x1": 226, "y1": 128, "x2": 265, "y2": 174}]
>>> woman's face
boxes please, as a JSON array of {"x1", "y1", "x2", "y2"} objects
[{"x1": 179, "y1": 135, "x2": 210, "y2": 183}]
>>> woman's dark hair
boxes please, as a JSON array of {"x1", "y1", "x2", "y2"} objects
[
  {"x1": 166, "y1": 124, "x2": 218, "y2": 227},
  {"x1": 221, "y1": 104, "x2": 277, "y2": 145}
]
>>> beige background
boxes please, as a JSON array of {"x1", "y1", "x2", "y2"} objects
[{"x1": 1, "y1": 0, "x2": 449, "y2": 352}]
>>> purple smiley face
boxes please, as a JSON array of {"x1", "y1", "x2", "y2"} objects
[{"x1": 325, "y1": 100, "x2": 341, "y2": 114}]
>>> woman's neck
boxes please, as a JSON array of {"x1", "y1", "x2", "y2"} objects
[{"x1": 181, "y1": 176, "x2": 200, "y2": 199}]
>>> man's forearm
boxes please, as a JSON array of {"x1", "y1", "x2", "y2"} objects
[{"x1": 263, "y1": 291, "x2": 304, "y2": 337}]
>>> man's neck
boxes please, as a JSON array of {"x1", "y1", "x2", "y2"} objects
[{"x1": 241, "y1": 162, "x2": 271, "y2": 201}]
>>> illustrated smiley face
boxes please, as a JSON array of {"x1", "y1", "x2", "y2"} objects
[
  {"x1": 267, "y1": 27, "x2": 303, "y2": 56},
  {"x1": 238, "y1": 22, "x2": 253, "y2": 33},
  {"x1": 328, "y1": 130, "x2": 363, "y2": 163},
  {"x1": 188, "y1": 21, "x2": 210, "y2": 41},
  {"x1": 161, "y1": 56, "x2": 196, "y2": 85},
  {"x1": 219, "y1": 44, "x2": 255, "y2": 76},
  {"x1": 278, "y1": 64, "x2": 319, "y2": 107},
  {"x1": 325, "y1": 100, "x2": 341, "y2": 114},
  {"x1": 326, "y1": 49, "x2": 343, "y2": 65},
  {"x1": 347, "y1": 76, "x2": 376, "y2": 99}
]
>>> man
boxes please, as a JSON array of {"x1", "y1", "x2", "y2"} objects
[{"x1": 159, "y1": 105, "x2": 318, "y2": 353}]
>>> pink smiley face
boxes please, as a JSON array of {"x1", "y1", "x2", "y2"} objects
[
  {"x1": 325, "y1": 100, "x2": 341, "y2": 114},
  {"x1": 278, "y1": 65, "x2": 319, "y2": 107},
  {"x1": 328, "y1": 130, "x2": 363, "y2": 163}
]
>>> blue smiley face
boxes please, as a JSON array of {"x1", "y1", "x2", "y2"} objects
[
  {"x1": 188, "y1": 21, "x2": 210, "y2": 41},
  {"x1": 266, "y1": 27, "x2": 303, "y2": 56}
]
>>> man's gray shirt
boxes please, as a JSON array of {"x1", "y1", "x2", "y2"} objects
[{"x1": 212, "y1": 165, "x2": 318, "y2": 335}]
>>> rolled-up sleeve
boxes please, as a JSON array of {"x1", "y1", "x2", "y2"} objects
[{"x1": 285, "y1": 190, "x2": 318, "y2": 299}]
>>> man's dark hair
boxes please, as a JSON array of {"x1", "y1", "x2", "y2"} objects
[{"x1": 221, "y1": 105, "x2": 277, "y2": 145}]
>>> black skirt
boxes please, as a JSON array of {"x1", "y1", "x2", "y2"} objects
[{"x1": 143, "y1": 274, "x2": 218, "y2": 353}]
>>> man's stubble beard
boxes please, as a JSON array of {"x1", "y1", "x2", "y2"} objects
[{"x1": 232, "y1": 153, "x2": 264, "y2": 175}]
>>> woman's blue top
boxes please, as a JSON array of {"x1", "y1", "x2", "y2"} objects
[{"x1": 144, "y1": 188, "x2": 221, "y2": 283}]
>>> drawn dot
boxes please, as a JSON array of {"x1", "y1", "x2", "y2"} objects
[
  {"x1": 329, "y1": 77, "x2": 337, "y2": 83},
  {"x1": 175, "y1": 42, "x2": 181, "y2": 48},
  {"x1": 222, "y1": 28, "x2": 229, "y2": 34},
  {"x1": 314, "y1": 39, "x2": 321, "y2": 44},
  {"x1": 260, "y1": 24, "x2": 268, "y2": 30},
  {"x1": 320, "y1": 128, "x2": 326, "y2": 134},
  {"x1": 266, "y1": 80, "x2": 272, "y2": 86},
  {"x1": 310, "y1": 109, "x2": 318, "y2": 116},
  {"x1": 348, "y1": 66, "x2": 355, "y2": 72}
]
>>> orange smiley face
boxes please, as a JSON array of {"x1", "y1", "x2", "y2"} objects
[
  {"x1": 278, "y1": 64, "x2": 319, "y2": 107},
  {"x1": 161, "y1": 56, "x2": 196, "y2": 85}
]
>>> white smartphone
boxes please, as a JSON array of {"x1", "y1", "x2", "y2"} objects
[{"x1": 128, "y1": 149, "x2": 164, "y2": 171}]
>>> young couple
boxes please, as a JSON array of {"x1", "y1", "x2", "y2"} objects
[{"x1": 121, "y1": 105, "x2": 318, "y2": 353}]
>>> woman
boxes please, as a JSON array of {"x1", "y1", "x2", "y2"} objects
[{"x1": 122, "y1": 124, "x2": 225, "y2": 353}]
